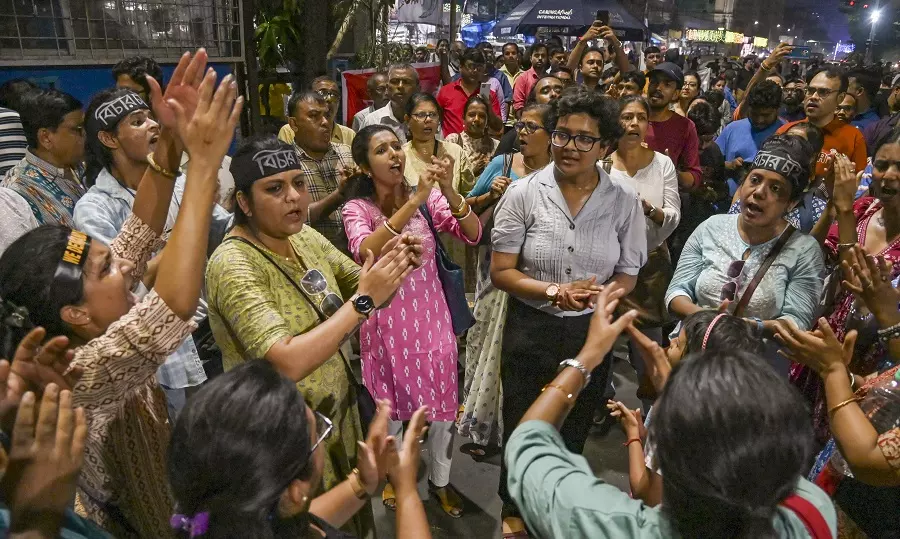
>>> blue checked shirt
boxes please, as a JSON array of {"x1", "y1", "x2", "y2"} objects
[{"x1": 74, "y1": 168, "x2": 232, "y2": 389}]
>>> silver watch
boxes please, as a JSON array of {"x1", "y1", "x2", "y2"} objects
[{"x1": 558, "y1": 358, "x2": 591, "y2": 385}]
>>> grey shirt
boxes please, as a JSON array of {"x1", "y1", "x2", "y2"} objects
[{"x1": 492, "y1": 163, "x2": 648, "y2": 316}]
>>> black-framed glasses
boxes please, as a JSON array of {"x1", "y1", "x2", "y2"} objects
[
  {"x1": 873, "y1": 159, "x2": 900, "y2": 174},
  {"x1": 805, "y1": 87, "x2": 836, "y2": 99},
  {"x1": 300, "y1": 269, "x2": 344, "y2": 317},
  {"x1": 551, "y1": 130, "x2": 604, "y2": 152},
  {"x1": 411, "y1": 111, "x2": 439, "y2": 121},
  {"x1": 514, "y1": 121, "x2": 545, "y2": 134},
  {"x1": 720, "y1": 259, "x2": 746, "y2": 301},
  {"x1": 309, "y1": 410, "x2": 333, "y2": 457}
]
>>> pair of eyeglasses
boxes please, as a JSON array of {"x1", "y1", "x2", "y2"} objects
[
  {"x1": 411, "y1": 111, "x2": 439, "y2": 121},
  {"x1": 805, "y1": 87, "x2": 836, "y2": 98},
  {"x1": 316, "y1": 89, "x2": 339, "y2": 100},
  {"x1": 551, "y1": 130, "x2": 604, "y2": 152},
  {"x1": 872, "y1": 159, "x2": 900, "y2": 174},
  {"x1": 514, "y1": 121, "x2": 545, "y2": 134},
  {"x1": 300, "y1": 268, "x2": 344, "y2": 317},
  {"x1": 308, "y1": 410, "x2": 334, "y2": 457},
  {"x1": 720, "y1": 259, "x2": 746, "y2": 301}
]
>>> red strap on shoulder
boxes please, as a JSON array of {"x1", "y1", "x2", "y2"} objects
[{"x1": 780, "y1": 494, "x2": 832, "y2": 539}]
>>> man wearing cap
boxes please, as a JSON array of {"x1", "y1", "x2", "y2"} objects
[
  {"x1": 862, "y1": 74, "x2": 900, "y2": 157},
  {"x1": 644, "y1": 62, "x2": 702, "y2": 190}
]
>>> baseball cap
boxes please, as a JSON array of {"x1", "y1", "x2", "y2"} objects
[{"x1": 648, "y1": 62, "x2": 684, "y2": 86}]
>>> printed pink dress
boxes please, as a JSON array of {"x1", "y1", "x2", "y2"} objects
[{"x1": 342, "y1": 189, "x2": 481, "y2": 421}]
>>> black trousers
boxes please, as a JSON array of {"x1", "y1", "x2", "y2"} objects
[{"x1": 498, "y1": 298, "x2": 613, "y2": 513}]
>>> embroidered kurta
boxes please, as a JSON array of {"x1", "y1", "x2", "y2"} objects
[
  {"x1": 1, "y1": 149, "x2": 85, "y2": 226},
  {"x1": 342, "y1": 188, "x2": 480, "y2": 421},
  {"x1": 71, "y1": 214, "x2": 196, "y2": 538}
]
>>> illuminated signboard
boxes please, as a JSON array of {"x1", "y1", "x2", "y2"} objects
[
  {"x1": 724, "y1": 31, "x2": 744, "y2": 43},
  {"x1": 685, "y1": 28, "x2": 724, "y2": 42},
  {"x1": 753, "y1": 36, "x2": 768, "y2": 48}
]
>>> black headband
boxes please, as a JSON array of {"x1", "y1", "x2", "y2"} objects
[
  {"x1": 51, "y1": 230, "x2": 92, "y2": 293},
  {"x1": 87, "y1": 90, "x2": 149, "y2": 135},
  {"x1": 230, "y1": 145, "x2": 304, "y2": 186},
  {"x1": 751, "y1": 149, "x2": 808, "y2": 191}
]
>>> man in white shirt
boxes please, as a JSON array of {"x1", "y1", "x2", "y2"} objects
[
  {"x1": 359, "y1": 64, "x2": 420, "y2": 143},
  {"x1": 351, "y1": 72, "x2": 389, "y2": 132}
]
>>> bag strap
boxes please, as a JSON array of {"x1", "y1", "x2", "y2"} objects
[
  {"x1": 223, "y1": 236, "x2": 361, "y2": 384},
  {"x1": 418, "y1": 202, "x2": 450, "y2": 255},
  {"x1": 779, "y1": 494, "x2": 832, "y2": 539},
  {"x1": 502, "y1": 152, "x2": 514, "y2": 177},
  {"x1": 733, "y1": 226, "x2": 796, "y2": 318}
]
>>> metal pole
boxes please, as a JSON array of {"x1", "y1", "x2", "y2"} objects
[
  {"x1": 240, "y1": 0, "x2": 261, "y2": 135},
  {"x1": 864, "y1": 13, "x2": 877, "y2": 64},
  {"x1": 449, "y1": 0, "x2": 457, "y2": 41}
]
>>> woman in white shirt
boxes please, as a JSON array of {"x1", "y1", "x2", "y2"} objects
[{"x1": 609, "y1": 95, "x2": 680, "y2": 410}]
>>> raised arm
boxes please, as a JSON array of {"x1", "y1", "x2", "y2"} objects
[{"x1": 734, "y1": 43, "x2": 792, "y2": 120}]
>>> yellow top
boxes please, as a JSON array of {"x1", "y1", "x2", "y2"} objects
[{"x1": 278, "y1": 122, "x2": 356, "y2": 147}]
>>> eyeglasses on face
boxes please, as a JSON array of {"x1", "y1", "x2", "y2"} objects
[
  {"x1": 514, "y1": 121, "x2": 545, "y2": 134},
  {"x1": 411, "y1": 111, "x2": 439, "y2": 121},
  {"x1": 805, "y1": 86, "x2": 836, "y2": 99},
  {"x1": 550, "y1": 130, "x2": 604, "y2": 152},
  {"x1": 316, "y1": 89, "x2": 339, "y2": 100}
]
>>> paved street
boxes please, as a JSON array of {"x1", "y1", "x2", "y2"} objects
[{"x1": 370, "y1": 351, "x2": 641, "y2": 538}]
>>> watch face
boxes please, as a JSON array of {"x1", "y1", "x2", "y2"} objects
[
  {"x1": 354, "y1": 295, "x2": 376, "y2": 313},
  {"x1": 546, "y1": 284, "x2": 560, "y2": 300}
]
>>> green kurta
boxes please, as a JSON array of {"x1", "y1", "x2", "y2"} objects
[{"x1": 205, "y1": 226, "x2": 374, "y2": 538}]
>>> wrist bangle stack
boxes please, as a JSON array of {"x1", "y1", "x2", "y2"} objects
[
  {"x1": 450, "y1": 196, "x2": 469, "y2": 218},
  {"x1": 383, "y1": 220, "x2": 401, "y2": 237},
  {"x1": 146, "y1": 152, "x2": 177, "y2": 180},
  {"x1": 828, "y1": 396, "x2": 863, "y2": 417},
  {"x1": 877, "y1": 322, "x2": 900, "y2": 343},
  {"x1": 348, "y1": 468, "x2": 370, "y2": 499}
]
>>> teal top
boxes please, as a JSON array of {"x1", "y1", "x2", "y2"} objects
[
  {"x1": 506, "y1": 420, "x2": 837, "y2": 538},
  {"x1": 0, "y1": 507, "x2": 113, "y2": 538},
  {"x1": 466, "y1": 154, "x2": 521, "y2": 197}
]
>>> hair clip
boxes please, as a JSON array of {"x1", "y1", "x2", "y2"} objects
[
  {"x1": 701, "y1": 313, "x2": 727, "y2": 351},
  {"x1": 170, "y1": 512, "x2": 210, "y2": 537}
]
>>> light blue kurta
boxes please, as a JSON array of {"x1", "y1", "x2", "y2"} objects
[{"x1": 665, "y1": 213, "x2": 824, "y2": 330}]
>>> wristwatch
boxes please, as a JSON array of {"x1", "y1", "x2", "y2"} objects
[
  {"x1": 545, "y1": 283, "x2": 561, "y2": 303},
  {"x1": 559, "y1": 358, "x2": 591, "y2": 386},
  {"x1": 350, "y1": 294, "x2": 376, "y2": 319},
  {"x1": 645, "y1": 205, "x2": 658, "y2": 218}
]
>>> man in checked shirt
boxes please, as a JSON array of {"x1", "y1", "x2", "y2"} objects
[{"x1": 286, "y1": 90, "x2": 355, "y2": 255}]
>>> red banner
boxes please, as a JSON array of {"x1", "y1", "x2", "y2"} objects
[{"x1": 341, "y1": 63, "x2": 441, "y2": 126}]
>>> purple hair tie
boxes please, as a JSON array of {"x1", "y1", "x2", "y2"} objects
[{"x1": 170, "y1": 512, "x2": 210, "y2": 537}]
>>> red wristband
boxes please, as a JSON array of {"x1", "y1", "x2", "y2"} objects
[{"x1": 623, "y1": 437, "x2": 641, "y2": 447}]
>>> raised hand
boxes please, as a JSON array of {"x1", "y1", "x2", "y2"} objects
[
  {"x1": 764, "y1": 43, "x2": 793, "y2": 69},
  {"x1": 357, "y1": 237, "x2": 419, "y2": 307},
  {"x1": 0, "y1": 384, "x2": 87, "y2": 535},
  {"x1": 607, "y1": 400, "x2": 645, "y2": 440},
  {"x1": 489, "y1": 176, "x2": 512, "y2": 199},
  {"x1": 431, "y1": 155, "x2": 456, "y2": 194},
  {"x1": 337, "y1": 164, "x2": 363, "y2": 197},
  {"x1": 840, "y1": 245, "x2": 898, "y2": 324},
  {"x1": 625, "y1": 323, "x2": 672, "y2": 392},
  {"x1": 385, "y1": 405, "x2": 428, "y2": 493},
  {"x1": 9, "y1": 327, "x2": 82, "y2": 394},
  {"x1": 832, "y1": 153, "x2": 858, "y2": 212},
  {"x1": 774, "y1": 318, "x2": 855, "y2": 378},
  {"x1": 577, "y1": 284, "x2": 637, "y2": 371},
  {"x1": 581, "y1": 23, "x2": 603, "y2": 43},
  {"x1": 597, "y1": 26, "x2": 621, "y2": 49},
  {"x1": 167, "y1": 68, "x2": 243, "y2": 168},
  {"x1": 356, "y1": 399, "x2": 393, "y2": 494},
  {"x1": 146, "y1": 49, "x2": 209, "y2": 132}
]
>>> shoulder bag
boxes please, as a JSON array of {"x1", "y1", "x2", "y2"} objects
[
  {"x1": 732, "y1": 225, "x2": 796, "y2": 318},
  {"x1": 418, "y1": 204, "x2": 476, "y2": 336},
  {"x1": 223, "y1": 236, "x2": 378, "y2": 431}
]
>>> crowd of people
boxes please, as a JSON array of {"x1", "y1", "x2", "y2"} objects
[{"x1": 0, "y1": 17, "x2": 898, "y2": 539}]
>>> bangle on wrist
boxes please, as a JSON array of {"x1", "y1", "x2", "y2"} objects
[
  {"x1": 877, "y1": 321, "x2": 900, "y2": 343},
  {"x1": 146, "y1": 152, "x2": 177, "y2": 180},
  {"x1": 383, "y1": 220, "x2": 401, "y2": 237},
  {"x1": 349, "y1": 468, "x2": 370, "y2": 499},
  {"x1": 542, "y1": 383, "x2": 575, "y2": 407},
  {"x1": 623, "y1": 437, "x2": 641, "y2": 447},
  {"x1": 453, "y1": 206, "x2": 472, "y2": 220},
  {"x1": 828, "y1": 396, "x2": 863, "y2": 417}
]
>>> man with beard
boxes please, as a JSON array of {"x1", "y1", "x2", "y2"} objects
[
  {"x1": 644, "y1": 62, "x2": 702, "y2": 190},
  {"x1": 862, "y1": 74, "x2": 900, "y2": 157},
  {"x1": 359, "y1": 64, "x2": 420, "y2": 143},
  {"x1": 734, "y1": 56, "x2": 756, "y2": 99},
  {"x1": 512, "y1": 42, "x2": 549, "y2": 118},
  {"x1": 494, "y1": 74, "x2": 563, "y2": 156},
  {"x1": 715, "y1": 80, "x2": 785, "y2": 197},
  {"x1": 780, "y1": 77, "x2": 806, "y2": 123},
  {"x1": 777, "y1": 68, "x2": 867, "y2": 177},
  {"x1": 286, "y1": 90, "x2": 355, "y2": 254},
  {"x1": 847, "y1": 68, "x2": 881, "y2": 129},
  {"x1": 437, "y1": 48, "x2": 503, "y2": 136}
]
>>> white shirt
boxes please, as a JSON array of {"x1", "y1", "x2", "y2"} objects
[
  {"x1": 0, "y1": 186, "x2": 38, "y2": 255},
  {"x1": 359, "y1": 103, "x2": 409, "y2": 144},
  {"x1": 608, "y1": 151, "x2": 681, "y2": 250},
  {"x1": 351, "y1": 105, "x2": 375, "y2": 132}
]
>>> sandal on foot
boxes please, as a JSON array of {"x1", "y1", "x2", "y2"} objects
[
  {"x1": 502, "y1": 516, "x2": 529, "y2": 538},
  {"x1": 460, "y1": 442, "x2": 501, "y2": 461},
  {"x1": 381, "y1": 482, "x2": 396, "y2": 511},
  {"x1": 428, "y1": 481, "x2": 464, "y2": 518}
]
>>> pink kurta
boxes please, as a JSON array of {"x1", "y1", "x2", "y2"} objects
[{"x1": 342, "y1": 189, "x2": 480, "y2": 421}]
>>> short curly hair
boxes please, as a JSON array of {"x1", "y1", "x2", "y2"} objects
[
  {"x1": 551, "y1": 86, "x2": 624, "y2": 142},
  {"x1": 747, "y1": 80, "x2": 783, "y2": 111}
]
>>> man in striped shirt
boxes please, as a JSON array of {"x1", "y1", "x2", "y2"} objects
[{"x1": 0, "y1": 107, "x2": 26, "y2": 177}]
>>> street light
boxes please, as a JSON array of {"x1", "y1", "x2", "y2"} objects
[
  {"x1": 865, "y1": 8, "x2": 880, "y2": 63},
  {"x1": 754, "y1": 21, "x2": 759, "y2": 25},
  {"x1": 777, "y1": 24, "x2": 781, "y2": 28},
  {"x1": 871, "y1": 9, "x2": 881, "y2": 22}
]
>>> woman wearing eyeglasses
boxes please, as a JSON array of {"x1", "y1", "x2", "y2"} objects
[
  {"x1": 169, "y1": 359, "x2": 433, "y2": 539},
  {"x1": 665, "y1": 135, "x2": 824, "y2": 377},
  {"x1": 205, "y1": 135, "x2": 421, "y2": 538},
  {"x1": 341, "y1": 124, "x2": 481, "y2": 518},
  {"x1": 457, "y1": 103, "x2": 552, "y2": 459},
  {"x1": 490, "y1": 86, "x2": 647, "y2": 536}
]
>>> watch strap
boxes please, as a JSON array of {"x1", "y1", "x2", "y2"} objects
[{"x1": 559, "y1": 358, "x2": 591, "y2": 386}]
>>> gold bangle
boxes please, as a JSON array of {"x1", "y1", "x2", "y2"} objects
[
  {"x1": 349, "y1": 468, "x2": 369, "y2": 499},
  {"x1": 542, "y1": 383, "x2": 575, "y2": 405},
  {"x1": 828, "y1": 396, "x2": 862, "y2": 417},
  {"x1": 452, "y1": 194, "x2": 467, "y2": 215},
  {"x1": 146, "y1": 152, "x2": 177, "y2": 180},
  {"x1": 452, "y1": 205, "x2": 472, "y2": 220},
  {"x1": 383, "y1": 220, "x2": 401, "y2": 237}
]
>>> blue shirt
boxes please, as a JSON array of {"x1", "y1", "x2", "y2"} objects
[
  {"x1": 467, "y1": 154, "x2": 521, "y2": 197},
  {"x1": 851, "y1": 107, "x2": 880, "y2": 130},
  {"x1": 723, "y1": 85, "x2": 738, "y2": 110},
  {"x1": 716, "y1": 118, "x2": 785, "y2": 196}
]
